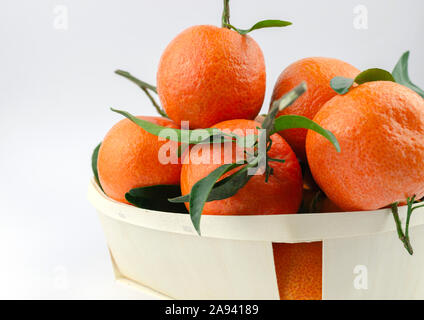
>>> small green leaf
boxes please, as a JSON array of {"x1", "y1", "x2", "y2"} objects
[
  {"x1": 330, "y1": 77, "x2": 354, "y2": 95},
  {"x1": 169, "y1": 163, "x2": 254, "y2": 204},
  {"x1": 225, "y1": 20, "x2": 292, "y2": 35},
  {"x1": 111, "y1": 108, "x2": 215, "y2": 144},
  {"x1": 188, "y1": 163, "x2": 242, "y2": 235},
  {"x1": 392, "y1": 51, "x2": 424, "y2": 98},
  {"x1": 273, "y1": 115, "x2": 340, "y2": 152},
  {"x1": 263, "y1": 82, "x2": 307, "y2": 137},
  {"x1": 206, "y1": 165, "x2": 255, "y2": 201},
  {"x1": 354, "y1": 68, "x2": 395, "y2": 84},
  {"x1": 91, "y1": 142, "x2": 103, "y2": 191},
  {"x1": 125, "y1": 185, "x2": 188, "y2": 213},
  {"x1": 331, "y1": 69, "x2": 395, "y2": 95}
]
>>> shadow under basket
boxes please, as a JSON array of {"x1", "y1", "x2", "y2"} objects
[{"x1": 87, "y1": 179, "x2": 424, "y2": 300}]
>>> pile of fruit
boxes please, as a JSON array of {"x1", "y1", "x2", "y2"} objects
[{"x1": 91, "y1": 1, "x2": 424, "y2": 300}]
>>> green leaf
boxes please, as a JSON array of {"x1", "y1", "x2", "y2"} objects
[
  {"x1": 111, "y1": 108, "x2": 215, "y2": 144},
  {"x1": 225, "y1": 20, "x2": 292, "y2": 35},
  {"x1": 354, "y1": 68, "x2": 395, "y2": 84},
  {"x1": 91, "y1": 142, "x2": 103, "y2": 191},
  {"x1": 330, "y1": 77, "x2": 354, "y2": 95},
  {"x1": 331, "y1": 68, "x2": 395, "y2": 95},
  {"x1": 273, "y1": 115, "x2": 340, "y2": 152},
  {"x1": 125, "y1": 185, "x2": 188, "y2": 213},
  {"x1": 169, "y1": 163, "x2": 254, "y2": 203},
  {"x1": 188, "y1": 163, "x2": 243, "y2": 235},
  {"x1": 263, "y1": 82, "x2": 307, "y2": 138},
  {"x1": 392, "y1": 51, "x2": 424, "y2": 98}
]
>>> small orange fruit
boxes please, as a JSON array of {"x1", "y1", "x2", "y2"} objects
[
  {"x1": 306, "y1": 81, "x2": 424, "y2": 211},
  {"x1": 157, "y1": 25, "x2": 266, "y2": 129},
  {"x1": 98, "y1": 116, "x2": 181, "y2": 204},
  {"x1": 270, "y1": 57, "x2": 360, "y2": 160},
  {"x1": 273, "y1": 242, "x2": 322, "y2": 300},
  {"x1": 180, "y1": 119, "x2": 302, "y2": 214}
]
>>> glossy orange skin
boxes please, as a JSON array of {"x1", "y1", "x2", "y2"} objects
[
  {"x1": 273, "y1": 242, "x2": 322, "y2": 300},
  {"x1": 306, "y1": 81, "x2": 424, "y2": 211},
  {"x1": 270, "y1": 57, "x2": 359, "y2": 160},
  {"x1": 157, "y1": 25, "x2": 266, "y2": 129},
  {"x1": 180, "y1": 119, "x2": 302, "y2": 215},
  {"x1": 98, "y1": 116, "x2": 181, "y2": 204}
]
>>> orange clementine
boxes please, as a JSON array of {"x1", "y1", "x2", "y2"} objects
[
  {"x1": 157, "y1": 25, "x2": 266, "y2": 129},
  {"x1": 97, "y1": 116, "x2": 181, "y2": 204},
  {"x1": 306, "y1": 81, "x2": 424, "y2": 211},
  {"x1": 180, "y1": 119, "x2": 302, "y2": 214},
  {"x1": 272, "y1": 242, "x2": 322, "y2": 300},
  {"x1": 270, "y1": 57, "x2": 360, "y2": 160}
]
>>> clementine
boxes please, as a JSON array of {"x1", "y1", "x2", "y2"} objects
[
  {"x1": 306, "y1": 81, "x2": 424, "y2": 211},
  {"x1": 272, "y1": 242, "x2": 322, "y2": 300},
  {"x1": 97, "y1": 116, "x2": 181, "y2": 204},
  {"x1": 157, "y1": 25, "x2": 266, "y2": 129},
  {"x1": 270, "y1": 57, "x2": 359, "y2": 160}
]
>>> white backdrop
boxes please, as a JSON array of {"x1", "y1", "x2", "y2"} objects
[{"x1": 0, "y1": 0, "x2": 423, "y2": 299}]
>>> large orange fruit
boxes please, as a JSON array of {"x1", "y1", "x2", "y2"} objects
[
  {"x1": 306, "y1": 81, "x2": 424, "y2": 211},
  {"x1": 270, "y1": 57, "x2": 359, "y2": 160},
  {"x1": 97, "y1": 116, "x2": 181, "y2": 203},
  {"x1": 157, "y1": 25, "x2": 266, "y2": 129},
  {"x1": 180, "y1": 119, "x2": 302, "y2": 214}
]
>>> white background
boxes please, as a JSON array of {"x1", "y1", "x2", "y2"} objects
[{"x1": 0, "y1": 0, "x2": 423, "y2": 299}]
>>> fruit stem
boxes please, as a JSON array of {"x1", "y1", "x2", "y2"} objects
[
  {"x1": 115, "y1": 70, "x2": 168, "y2": 118},
  {"x1": 222, "y1": 0, "x2": 230, "y2": 28},
  {"x1": 391, "y1": 201, "x2": 414, "y2": 255},
  {"x1": 115, "y1": 70, "x2": 157, "y2": 93}
]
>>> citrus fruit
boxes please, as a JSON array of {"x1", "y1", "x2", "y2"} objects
[
  {"x1": 306, "y1": 81, "x2": 424, "y2": 211},
  {"x1": 97, "y1": 116, "x2": 181, "y2": 204},
  {"x1": 180, "y1": 119, "x2": 302, "y2": 214},
  {"x1": 270, "y1": 57, "x2": 360, "y2": 160},
  {"x1": 157, "y1": 25, "x2": 266, "y2": 129},
  {"x1": 272, "y1": 242, "x2": 322, "y2": 300}
]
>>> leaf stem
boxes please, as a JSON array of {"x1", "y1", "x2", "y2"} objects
[
  {"x1": 391, "y1": 201, "x2": 414, "y2": 255},
  {"x1": 140, "y1": 86, "x2": 168, "y2": 118},
  {"x1": 222, "y1": 0, "x2": 230, "y2": 28},
  {"x1": 115, "y1": 70, "x2": 168, "y2": 118},
  {"x1": 115, "y1": 70, "x2": 157, "y2": 92}
]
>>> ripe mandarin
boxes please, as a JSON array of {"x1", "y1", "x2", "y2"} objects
[
  {"x1": 98, "y1": 116, "x2": 181, "y2": 204},
  {"x1": 270, "y1": 57, "x2": 359, "y2": 160},
  {"x1": 157, "y1": 25, "x2": 266, "y2": 129}
]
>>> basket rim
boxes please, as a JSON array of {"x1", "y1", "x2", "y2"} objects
[{"x1": 87, "y1": 178, "x2": 424, "y2": 243}]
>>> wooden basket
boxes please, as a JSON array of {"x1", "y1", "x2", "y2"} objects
[{"x1": 87, "y1": 179, "x2": 424, "y2": 299}]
